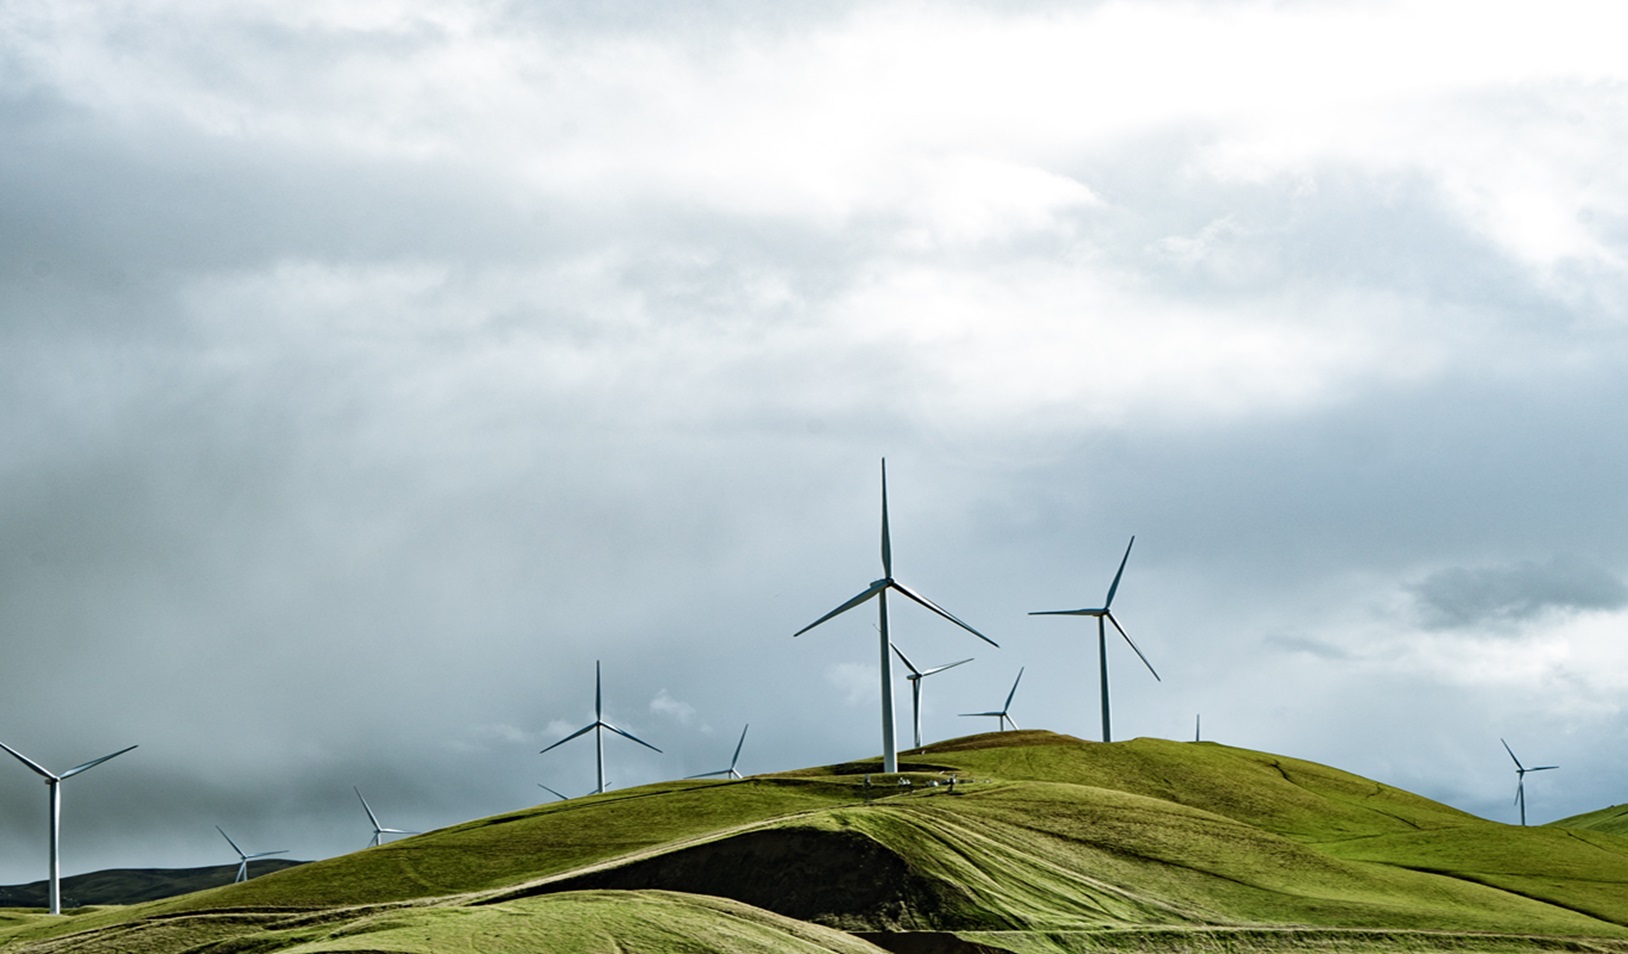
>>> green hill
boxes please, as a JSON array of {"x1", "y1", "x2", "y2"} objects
[
  {"x1": 0, "y1": 860, "x2": 308, "y2": 908},
  {"x1": 1554, "y1": 803, "x2": 1628, "y2": 838},
  {"x1": 3, "y1": 732, "x2": 1627, "y2": 954}
]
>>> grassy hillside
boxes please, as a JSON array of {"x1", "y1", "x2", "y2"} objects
[
  {"x1": 1554, "y1": 803, "x2": 1628, "y2": 838},
  {"x1": 4, "y1": 732, "x2": 1627, "y2": 954}
]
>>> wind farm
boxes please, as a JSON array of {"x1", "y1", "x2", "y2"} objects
[
  {"x1": 960, "y1": 667, "x2": 1024, "y2": 732},
  {"x1": 1030, "y1": 536, "x2": 1161, "y2": 743},
  {"x1": 539, "y1": 661, "x2": 662, "y2": 795},
  {"x1": 214, "y1": 826, "x2": 287, "y2": 884},
  {"x1": 0, "y1": 741, "x2": 136, "y2": 916},
  {"x1": 1503, "y1": 738, "x2": 1560, "y2": 828},
  {"x1": 891, "y1": 643, "x2": 973, "y2": 749},
  {"x1": 792, "y1": 459, "x2": 998, "y2": 773}
]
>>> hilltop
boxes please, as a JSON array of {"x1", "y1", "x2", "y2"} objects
[
  {"x1": 1555, "y1": 803, "x2": 1628, "y2": 839},
  {"x1": 2, "y1": 731, "x2": 1627, "y2": 954}
]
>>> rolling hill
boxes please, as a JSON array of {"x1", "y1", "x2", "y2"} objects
[
  {"x1": 0, "y1": 860, "x2": 307, "y2": 908},
  {"x1": 2, "y1": 731, "x2": 1627, "y2": 954}
]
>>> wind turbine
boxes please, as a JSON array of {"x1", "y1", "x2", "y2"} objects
[
  {"x1": 892, "y1": 643, "x2": 973, "y2": 749},
  {"x1": 215, "y1": 826, "x2": 287, "y2": 884},
  {"x1": 537, "y1": 782, "x2": 571, "y2": 801},
  {"x1": 540, "y1": 661, "x2": 661, "y2": 795},
  {"x1": 1030, "y1": 536, "x2": 1160, "y2": 743},
  {"x1": 355, "y1": 787, "x2": 417, "y2": 847},
  {"x1": 1501, "y1": 738, "x2": 1558, "y2": 827},
  {"x1": 0, "y1": 740, "x2": 136, "y2": 915},
  {"x1": 793, "y1": 459, "x2": 997, "y2": 773},
  {"x1": 687, "y1": 724, "x2": 750, "y2": 779},
  {"x1": 960, "y1": 668, "x2": 1024, "y2": 731}
]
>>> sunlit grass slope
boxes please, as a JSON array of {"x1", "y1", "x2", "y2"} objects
[
  {"x1": 1555, "y1": 803, "x2": 1628, "y2": 838},
  {"x1": 5, "y1": 731, "x2": 1628, "y2": 954}
]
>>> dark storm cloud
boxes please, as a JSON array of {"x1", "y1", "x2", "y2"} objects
[{"x1": 1409, "y1": 557, "x2": 1628, "y2": 630}]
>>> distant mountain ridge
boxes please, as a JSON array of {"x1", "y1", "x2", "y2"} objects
[{"x1": 0, "y1": 859, "x2": 307, "y2": 908}]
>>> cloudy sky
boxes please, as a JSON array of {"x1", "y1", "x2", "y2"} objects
[{"x1": 6, "y1": 0, "x2": 1628, "y2": 883}]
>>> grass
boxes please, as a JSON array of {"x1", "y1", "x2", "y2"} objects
[{"x1": 4, "y1": 731, "x2": 1627, "y2": 953}]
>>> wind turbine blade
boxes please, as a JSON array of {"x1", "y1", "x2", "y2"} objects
[
  {"x1": 0, "y1": 741, "x2": 56, "y2": 780},
  {"x1": 1500, "y1": 738, "x2": 1524, "y2": 770},
  {"x1": 1103, "y1": 536, "x2": 1135, "y2": 608},
  {"x1": 890, "y1": 642, "x2": 922, "y2": 676},
  {"x1": 730, "y1": 724, "x2": 749, "y2": 769},
  {"x1": 247, "y1": 850, "x2": 289, "y2": 860},
  {"x1": 959, "y1": 711, "x2": 1002, "y2": 718},
  {"x1": 890, "y1": 581, "x2": 999, "y2": 647},
  {"x1": 1028, "y1": 608, "x2": 1097, "y2": 616},
  {"x1": 60, "y1": 744, "x2": 138, "y2": 780},
  {"x1": 537, "y1": 783, "x2": 568, "y2": 801},
  {"x1": 792, "y1": 580, "x2": 888, "y2": 636},
  {"x1": 603, "y1": 722, "x2": 663, "y2": 753},
  {"x1": 595, "y1": 661, "x2": 603, "y2": 720},
  {"x1": 1532, "y1": 765, "x2": 1559, "y2": 772},
  {"x1": 216, "y1": 826, "x2": 247, "y2": 859},
  {"x1": 540, "y1": 722, "x2": 596, "y2": 753},
  {"x1": 1005, "y1": 715, "x2": 1020, "y2": 731},
  {"x1": 1106, "y1": 613, "x2": 1160, "y2": 681},
  {"x1": 355, "y1": 787, "x2": 383, "y2": 829},
  {"x1": 880, "y1": 458, "x2": 892, "y2": 579},
  {"x1": 380, "y1": 827, "x2": 417, "y2": 835},
  {"x1": 1004, "y1": 667, "x2": 1025, "y2": 710},
  {"x1": 920, "y1": 657, "x2": 974, "y2": 677}
]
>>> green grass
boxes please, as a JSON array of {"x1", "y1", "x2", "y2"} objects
[
  {"x1": 5, "y1": 731, "x2": 1628, "y2": 954},
  {"x1": 1553, "y1": 804, "x2": 1628, "y2": 838}
]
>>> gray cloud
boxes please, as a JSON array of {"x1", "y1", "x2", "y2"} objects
[
  {"x1": 1409, "y1": 557, "x2": 1628, "y2": 630},
  {"x1": 9, "y1": 0, "x2": 1628, "y2": 882}
]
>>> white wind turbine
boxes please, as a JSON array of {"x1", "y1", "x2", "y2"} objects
[
  {"x1": 215, "y1": 826, "x2": 287, "y2": 884},
  {"x1": 1030, "y1": 536, "x2": 1160, "y2": 742},
  {"x1": 1501, "y1": 738, "x2": 1558, "y2": 827},
  {"x1": 687, "y1": 724, "x2": 750, "y2": 780},
  {"x1": 891, "y1": 644, "x2": 973, "y2": 749},
  {"x1": 540, "y1": 661, "x2": 661, "y2": 795},
  {"x1": 960, "y1": 668, "x2": 1024, "y2": 731},
  {"x1": 0, "y1": 740, "x2": 137, "y2": 915},
  {"x1": 793, "y1": 459, "x2": 997, "y2": 773},
  {"x1": 355, "y1": 787, "x2": 418, "y2": 847}
]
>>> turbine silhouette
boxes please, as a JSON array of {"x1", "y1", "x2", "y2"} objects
[
  {"x1": 892, "y1": 643, "x2": 973, "y2": 749},
  {"x1": 0, "y1": 740, "x2": 137, "y2": 915},
  {"x1": 1501, "y1": 738, "x2": 1557, "y2": 827},
  {"x1": 794, "y1": 459, "x2": 997, "y2": 772},
  {"x1": 1030, "y1": 536, "x2": 1159, "y2": 742},
  {"x1": 960, "y1": 668, "x2": 1024, "y2": 731},
  {"x1": 355, "y1": 787, "x2": 418, "y2": 847},
  {"x1": 540, "y1": 661, "x2": 661, "y2": 794},
  {"x1": 687, "y1": 724, "x2": 750, "y2": 779},
  {"x1": 216, "y1": 826, "x2": 287, "y2": 884}
]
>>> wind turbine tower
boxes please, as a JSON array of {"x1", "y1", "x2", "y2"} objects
[
  {"x1": 540, "y1": 661, "x2": 661, "y2": 795},
  {"x1": 0, "y1": 740, "x2": 137, "y2": 915},
  {"x1": 687, "y1": 724, "x2": 751, "y2": 779},
  {"x1": 1501, "y1": 738, "x2": 1558, "y2": 827},
  {"x1": 892, "y1": 644, "x2": 973, "y2": 749},
  {"x1": 793, "y1": 459, "x2": 997, "y2": 773},
  {"x1": 960, "y1": 668, "x2": 1024, "y2": 731},
  {"x1": 1030, "y1": 536, "x2": 1160, "y2": 743},
  {"x1": 216, "y1": 826, "x2": 288, "y2": 883},
  {"x1": 355, "y1": 787, "x2": 418, "y2": 847}
]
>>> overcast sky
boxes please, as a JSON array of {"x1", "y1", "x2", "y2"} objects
[{"x1": 6, "y1": 0, "x2": 1628, "y2": 883}]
